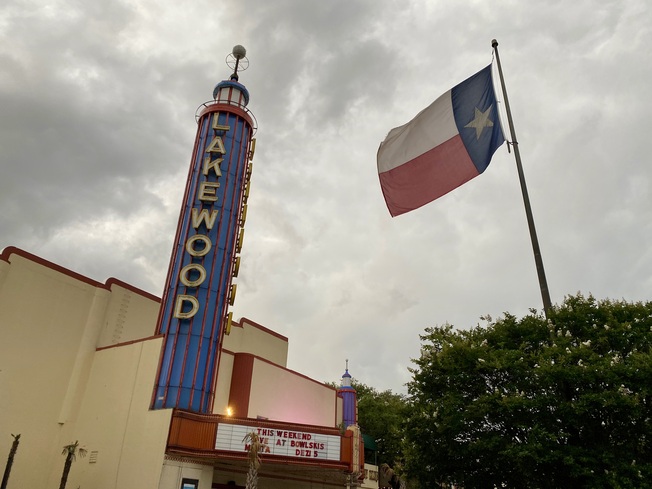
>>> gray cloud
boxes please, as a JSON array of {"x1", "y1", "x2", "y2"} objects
[{"x1": 1, "y1": 0, "x2": 651, "y2": 393}]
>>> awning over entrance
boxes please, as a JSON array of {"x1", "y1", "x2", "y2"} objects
[{"x1": 166, "y1": 410, "x2": 362, "y2": 486}]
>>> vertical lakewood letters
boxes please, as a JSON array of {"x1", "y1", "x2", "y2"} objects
[{"x1": 172, "y1": 117, "x2": 228, "y2": 320}]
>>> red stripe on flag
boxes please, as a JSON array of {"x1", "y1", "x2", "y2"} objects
[{"x1": 379, "y1": 135, "x2": 479, "y2": 217}]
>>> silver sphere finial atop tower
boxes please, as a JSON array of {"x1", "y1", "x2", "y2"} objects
[
  {"x1": 226, "y1": 44, "x2": 249, "y2": 81},
  {"x1": 232, "y1": 45, "x2": 246, "y2": 59}
]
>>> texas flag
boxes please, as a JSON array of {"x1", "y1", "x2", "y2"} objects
[{"x1": 377, "y1": 65, "x2": 505, "y2": 217}]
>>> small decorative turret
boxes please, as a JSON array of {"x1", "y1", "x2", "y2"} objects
[{"x1": 338, "y1": 359, "x2": 358, "y2": 428}]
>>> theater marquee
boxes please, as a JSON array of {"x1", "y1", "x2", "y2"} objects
[{"x1": 215, "y1": 423, "x2": 341, "y2": 461}]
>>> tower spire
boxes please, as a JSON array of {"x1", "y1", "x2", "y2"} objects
[
  {"x1": 228, "y1": 44, "x2": 247, "y2": 81},
  {"x1": 338, "y1": 360, "x2": 357, "y2": 427},
  {"x1": 152, "y1": 45, "x2": 256, "y2": 413}
]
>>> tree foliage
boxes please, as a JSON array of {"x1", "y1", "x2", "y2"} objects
[
  {"x1": 404, "y1": 294, "x2": 652, "y2": 488},
  {"x1": 327, "y1": 379, "x2": 407, "y2": 470},
  {"x1": 353, "y1": 380, "x2": 406, "y2": 469}
]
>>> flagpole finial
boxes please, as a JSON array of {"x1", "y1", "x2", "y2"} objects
[{"x1": 492, "y1": 39, "x2": 498, "y2": 48}]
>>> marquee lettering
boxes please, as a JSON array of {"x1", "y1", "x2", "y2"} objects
[
  {"x1": 172, "y1": 116, "x2": 252, "y2": 321},
  {"x1": 191, "y1": 208, "x2": 219, "y2": 230},
  {"x1": 216, "y1": 423, "x2": 338, "y2": 461},
  {"x1": 203, "y1": 157, "x2": 223, "y2": 177},
  {"x1": 205, "y1": 136, "x2": 226, "y2": 154},
  {"x1": 174, "y1": 295, "x2": 199, "y2": 319},
  {"x1": 185, "y1": 235, "x2": 212, "y2": 257},
  {"x1": 198, "y1": 181, "x2": 220, "y2": 202},
  {"x1": 211, "y1": 115, "x2": 230, "y2": 132},
  {"x1": 179, "y1": 263, "x2": 207, "y2": 287}
]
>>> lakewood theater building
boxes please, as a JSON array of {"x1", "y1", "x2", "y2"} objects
[{"x1": 0, "y1": 47, "x2": 375, "y2": 489}]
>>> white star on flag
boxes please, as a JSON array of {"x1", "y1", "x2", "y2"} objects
[{"x1": 464, "y1": 105, "x2": 495, "y2": 139}]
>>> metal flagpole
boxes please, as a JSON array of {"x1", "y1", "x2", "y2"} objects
[{"x1": 491, "y1": 39, "x2": 553, "y2": 316}]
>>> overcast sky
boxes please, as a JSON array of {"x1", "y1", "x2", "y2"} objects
[{"x1": 1, "y1": 0, "x2": 651, "y2": 394}]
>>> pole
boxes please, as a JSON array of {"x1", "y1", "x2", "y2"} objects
[{"x1": 491, "y1": 39, "x2": 552, "y2": 316}]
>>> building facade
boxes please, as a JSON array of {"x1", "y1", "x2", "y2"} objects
[
  {"x1": 0, "y1": 46, "x2": 374, "y2": 489},
  {"x1": 0, "y1": 247, "x2": 367, "y2": 488}
]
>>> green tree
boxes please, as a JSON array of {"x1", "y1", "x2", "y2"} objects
[
  {"x1": 380, "y1": 462, "x2": 407, "y2": 489},
  {"x1": 404, "y1": 294, "x2": 652, "y2": 488},
  {"x1": 353, "y1": 381, "x2": 406, "y2": 470},
  {"x1": 59, "y1": 441, "x2": 86, "y2": 489},
  {"x1": 327, "y1": 379, "x2": 412, "y2": 485}
]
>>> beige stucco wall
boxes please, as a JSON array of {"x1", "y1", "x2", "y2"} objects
[
  {"x1": 67, "y1": 338, "x2": 172, "y2": 489},
  {"x1": 247, "y1": 358, "x2": 340, "y2": 427},
  {"x1": 0, "y1": 250, "x2": 169, "y2": 488},
  {"x1": 213, "y1": 319, "x2": 290, "y2": 416},
  {"x1": 159, "y1": 458, "x2": 213, "y2": 489},
  {"x1": 212, "y1": 350, "x2": 235, "y2": 416},
  {"x1": 223, "y1": 318, "x2": 288, "y2": 367},
  {"x1": 361, "y1": 463, "x2": 380, "y2": 488},
  {"x1": 0, "y1": 252, "x2": 112, "y2": 487},
  {"x1": 97, "y1": 281, "x2": 161, "y2": 347}
]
